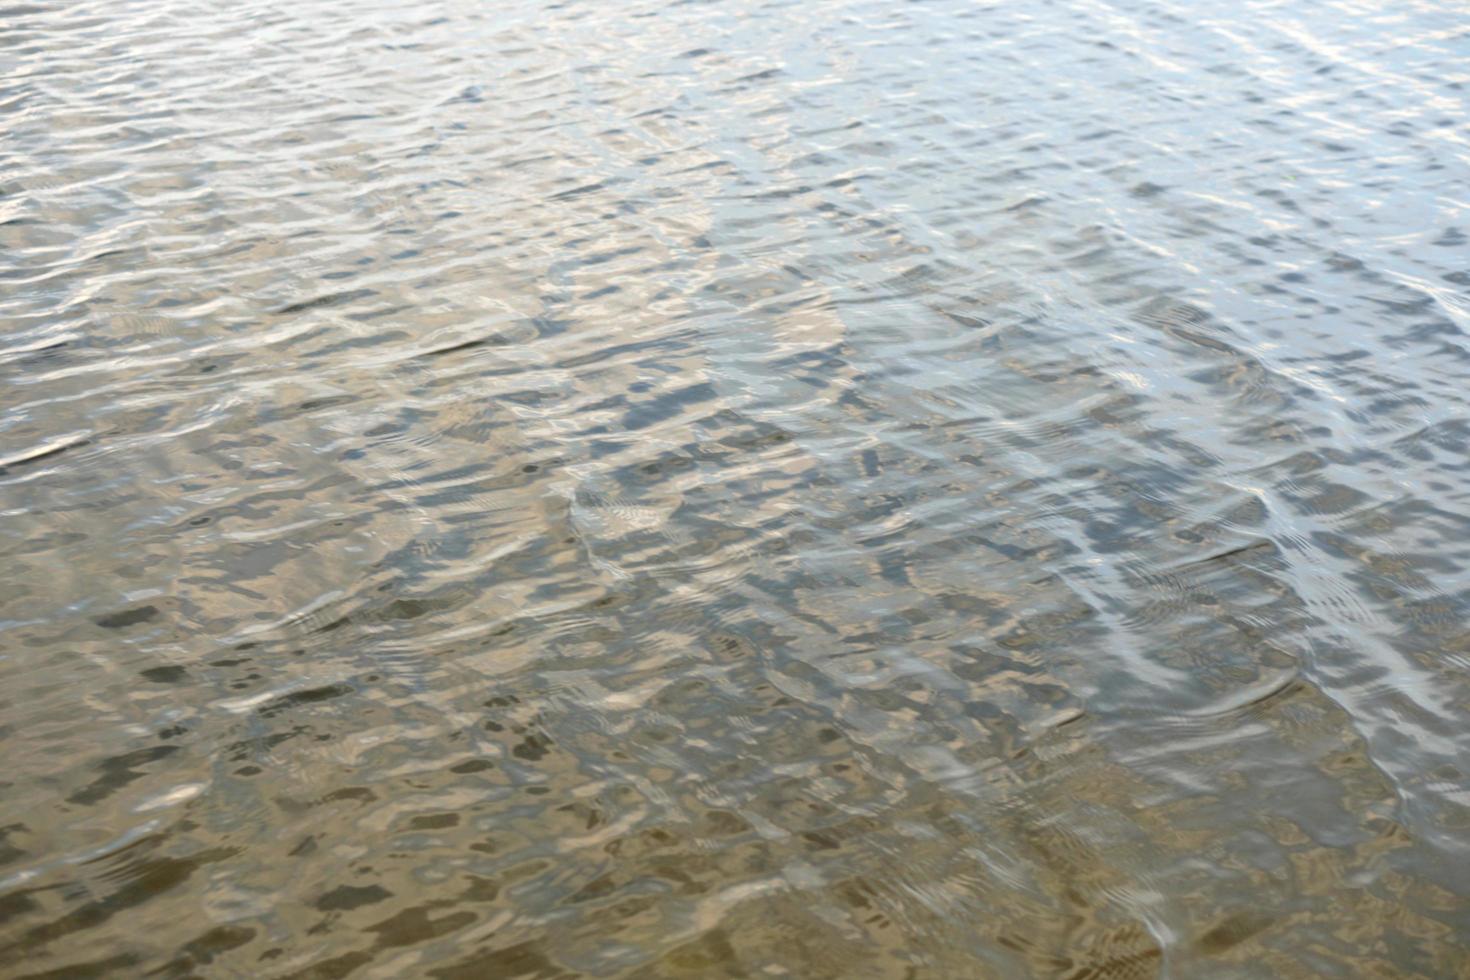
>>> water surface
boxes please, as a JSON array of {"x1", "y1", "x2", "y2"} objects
[{"x1": 2, "y1": 0, "x2": 1469, "y2": 976}]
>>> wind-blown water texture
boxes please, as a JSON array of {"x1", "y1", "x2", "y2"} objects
[{"x1": 2, "y1": 0, "x2": 1469, "y2": 975}]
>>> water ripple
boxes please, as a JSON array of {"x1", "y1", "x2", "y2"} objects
[{"x1": 2, "y1": 0, "x2": 1469, "y2": 976}]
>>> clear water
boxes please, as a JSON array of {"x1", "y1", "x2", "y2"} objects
[{"x1": 2, "y1": 0, "x2": 1468, "y2": 976}]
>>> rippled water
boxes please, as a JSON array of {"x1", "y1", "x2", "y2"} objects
[{"x1": 3, "y1": 0, "x2": 1469, "y2": 975}]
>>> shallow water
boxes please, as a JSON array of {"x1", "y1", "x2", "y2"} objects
[{"x1": 3, "y1": 0, "x2": 1469, "y2": 976}]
